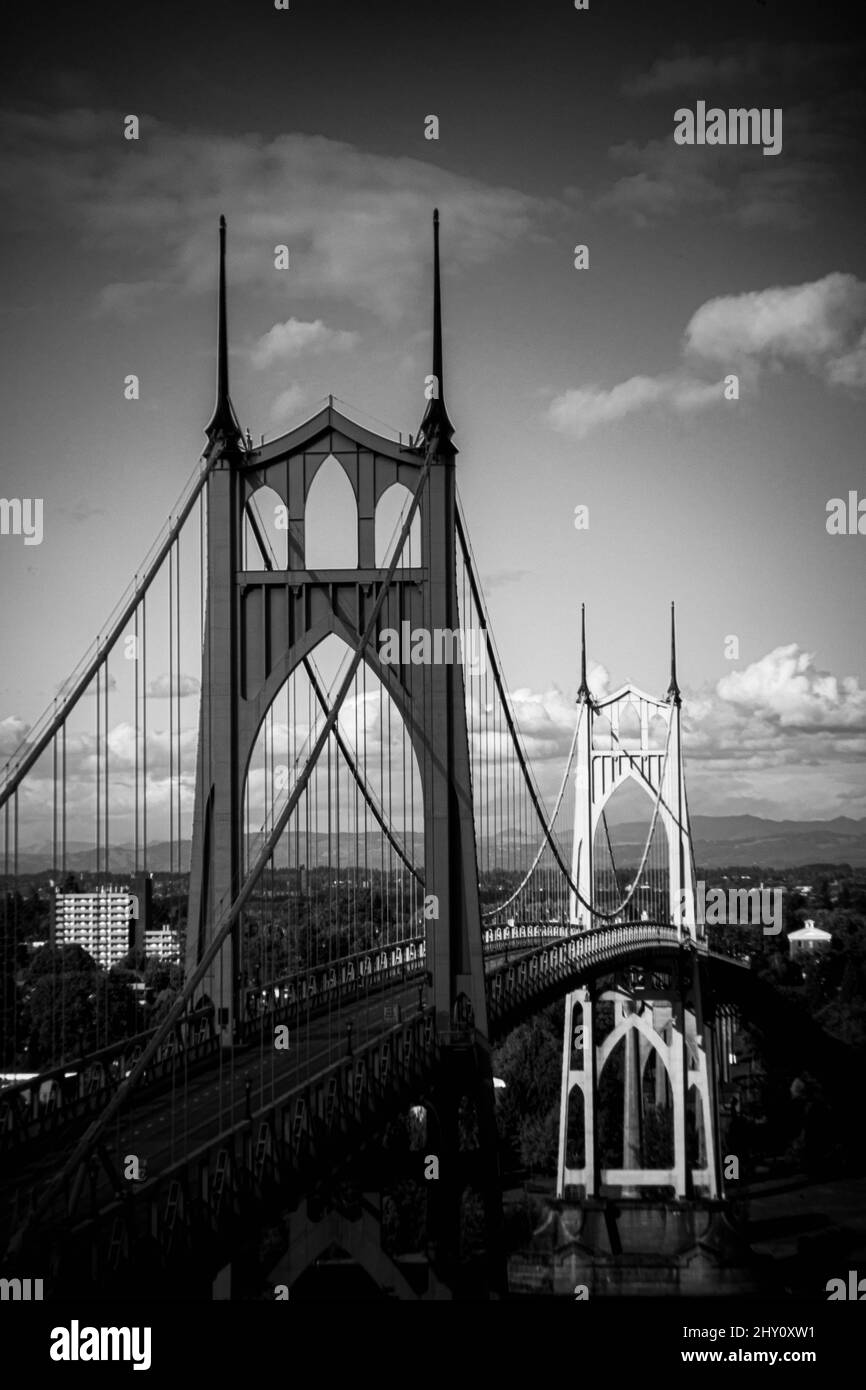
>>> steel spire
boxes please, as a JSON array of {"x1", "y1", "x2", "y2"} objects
[
  {"x1": 577, "y1": 603, "x2": 592, "y2": 702},
  {"x1": 666, "y1": 601, "x2": 682, "y2": 706},
  {"x1": 418, "y1": 209, "x2": 455, "y2": 450},
  {"x1": 205, "y1": 215, "x2": 242, "y2": 445}
]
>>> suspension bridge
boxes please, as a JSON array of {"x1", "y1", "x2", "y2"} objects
[{"x1": 1, "y1": 211, "x2": 762, "y2": 1299}]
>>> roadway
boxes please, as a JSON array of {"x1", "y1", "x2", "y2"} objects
[
  {"x1": 1, "y1": 975, "x2": 426, "y2": 1244},
  {"x1": 2, "y1": 938, "x2": 562, "y2": 1243}
]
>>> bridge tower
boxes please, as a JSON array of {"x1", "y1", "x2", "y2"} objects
[
  {"x1": 185, "y1": 212, "x2": 502, "y2": 1292},
  {"x1": 556, "y1": 607, "x2": 720, "y2": 1200}
]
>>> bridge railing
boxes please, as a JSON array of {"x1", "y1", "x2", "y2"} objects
[
  {"x1": 13, "y1": 1006, "x2": 441, "y2": 1286},
  {"x1": 1, "y1": 928, "x2": 563, "y2": 1143},
  {"x1": 3, "y1": 919, "x2": 735, "y2": 1159},
  {"x1": 4, "y1": 920, "x2": 750, "y2": 1276},
  {"x1": 0, "y1": 939, "x2": 428, "y2": 1154},
  {"x1": 485, "y1": 921, "x2": 697, "y2": 1031}
]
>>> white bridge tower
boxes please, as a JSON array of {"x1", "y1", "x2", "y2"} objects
[{"x1": 556, "y1": 607, "x2": 720, "y2": 1200}]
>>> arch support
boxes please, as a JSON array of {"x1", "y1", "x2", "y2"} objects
[
  {"x1": 570, "y1": 684, "x2": 697, "y2": 938},
  {"x1": 559, "y1": 647, "x2": 717, "y2": 1203},
  {"x1": 557, "y1": 961, "x2": 719, "y2": 1200},
  {"x1": 265, "y1": 1198, "x2": 446, "y2": 1301},
  {"x1": 184, "y1": 220, "x2": 503, "y2": 1297}
]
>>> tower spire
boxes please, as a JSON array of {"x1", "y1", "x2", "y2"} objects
[
  {"x1": 577, "y1": 603, "x2": 591, "y2": 702},
  {"x1": 418, "y1": 208, "x2": 455, "y2": 450},
  {"x1": 205, "y1": 215, "x2": 241, "y2": 445},
  {"x1": 666, "y1": 601, "x2": 681, "y2": 705}
]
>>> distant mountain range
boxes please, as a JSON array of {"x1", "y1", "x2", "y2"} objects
[
  {"x1": 10, "y1": 814, "x2": 866, "y2": 874},
  {"x1": 608, "y1": 815, "x2": 866, "y2": 869}
]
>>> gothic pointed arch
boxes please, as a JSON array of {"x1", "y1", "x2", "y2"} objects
[
  {"x1": 243, "y1": 484, "x2": 289, "y2": 570},
  {"x1": 375, "y1": 483, "x2": 422, "y2": 568},
  {"x1": 305, "y1": 455, "x2": 358, "y2": 569},
  {"x1": 242, "y1": 632, "x2": 423, "y2": 875}
]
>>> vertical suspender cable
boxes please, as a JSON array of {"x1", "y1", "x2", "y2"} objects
[
  {"x1": 141, "y1": 592, "x2": 147, "y2": 871},
  {"x1": 169, "y1": 539, "x2": 174, "y2": 876}
]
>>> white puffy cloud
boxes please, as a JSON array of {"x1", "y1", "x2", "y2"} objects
[
  {"x1": 547, "y1": 272, "x2": 866, "y2": 439},
  {"x1": 714, "y1": 644, "x2": 866, "y2": 731},
  {"x1": 0, "y1": 108, "x2": 547, "y2": 323},
  {"x1": 251, "y1": 318, "x2": 359, "y2": 370},
  {"x1": 270, "y1": 384, "x2": 311, "y2": 424},
  {"x1": 0, "y1": 715, "x2": 30, "y2": 756},
  {"x1": 467, "y1": 665, "x2": 611, "y2": 775},
  {"x1": 684, "y1": 273, "x2": 866, "y2": 389},
  {"x1": 4, "y1": 642, "x2": 863, "y2": 843},
  {"x1": 546, "y1": 372, "x2": 725, "y2": 439},
  {"x1": 474, "y1": 647, "x2": 866, "y2": 817},
  {"x1": 680, "y1": 644, "x2": 866, "y2": 813},
  {"x1": 145, "y1": 673, "x2": 201, "y2": 699},
  {"x1": 504, "y1": 686, "x2": 579, "y2": 761}
]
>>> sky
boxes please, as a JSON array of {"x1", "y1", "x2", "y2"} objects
[{"x1": 0, "y1": 0, "x2": 865, "y2": 828}]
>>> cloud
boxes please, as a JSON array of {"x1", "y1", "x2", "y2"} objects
[
  {"x1": 250, "y1": 318, "x2": 359, "y2": 370},
  {"x1": 6, "y1": 644, "x2": 863, "y2": 841},
  {"x1": 270, "y1": 384, "x2": 311, "y2": 424},
  {"x1": 681, "y1": 644, "x2": 866, "y2": 809},
  {"x1": 595, "y1": 133, "x2": 830, "y2": 231},
  {"x1": 4, "y1": 717, "x2": 202, "y2": 846},
  {"x1": 506, "y1": 687, "x2": 578, "y2": 761},
  {"x1": 0, "y1": 715, "x2": 30, "y2": 757},
  {"x1": 599, "y1": 59, "x2": 864, "y2": 231},
  {"x1": 684, "y1": 273, "x2": 866, "y2": 389},
  {"x1": 546, "y1": 372, "x2": 726, "y2": 439},
  {"x1": 621, "y1": 41, "x2": 857, "y2": 98},
  {"x1": 462, "y1": 644, "x2": 866, "y2": 819},
  {"x1": 481, "y1": 568, "x2": 531, "y2": 592},
  {"x1": 468, "y1": 666, "x2": 611, "y2": 766},
  {"x1": 595, "y1": 139, "x2": 722, "y2": 226},
  {"x1": 93, "y1": 280, "x2": 173, "y2": 319},
  {"x1": 623, "y1": 52, "x2": 762, "y2": 97},
  {"x1": 497, "y1": 647, "x2": 866, "y2": 766},
  {"x1": 714, "y1": 645, "x2": 866, "y2": 732},
  {"x1": 546, "y1": 271, "x2": 866, "y2": 438},
  {"x1": 145, "y1": 673, "x2": 200, "y2": 699},
  {"x1": 0, "y1": 107, "x2": 549, "y2": 323},
  {"x1": 489, "y1": 647, "x2": 866, "y2": 817},
  {"x1": 81, "y1": 674, "x2": 118, "y2": 695},
  {"x1": 55, "y1": 502, "x2": 107, "y2": 523}
]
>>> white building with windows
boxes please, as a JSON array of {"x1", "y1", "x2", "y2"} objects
[
  {"x1": 788, "y1": 919, "x2": 832, "y2": 959},
  {"x1": 51, "y1": 887, "x2": 137, "y2": 970},
  {"x1": 144, "y1": 925, "x2": 181, "y2": 964}
]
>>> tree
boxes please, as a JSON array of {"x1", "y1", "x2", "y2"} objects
[
  {"x1": 0, "y1": 955, "x2": 19, "y2": 1067},
  {"x1": 493, "y1": 1004, "x2": 564, "y2": 1173},
  {"x1": 28, "y1": 942, "x2": 97, "y2": 977},
  {"x1": 518, "y1": 1107, "x2": 561, "y2": 1171},
  {"x1": 150, "y1": 985, "x2": 179, "y2": 1026},
  {"x1": 815, "y1": 877, "x2": 832, "y2": 910},
  {"x1": 26, "y1": 970, "x2": 97, "y2": 1064}
]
